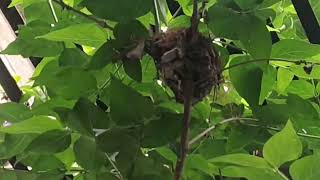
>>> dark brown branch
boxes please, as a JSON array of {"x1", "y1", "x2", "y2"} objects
[
  {"x1": 174, "y1": 79, "x2": 194, "y2": 180},
  {"x1": 190, "y1": 0, "x2": 199, "y2": 42},
  {"x1": 52, "y1": 0, "x2": 114, "y2": 30}
]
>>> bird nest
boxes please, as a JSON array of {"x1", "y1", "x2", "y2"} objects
[{"x1": 150, "y1": 28, "x2": 222, "y2": 104}]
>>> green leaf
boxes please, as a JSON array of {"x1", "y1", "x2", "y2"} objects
[
  {"x1": 0, "y1": 116, "x2": 63, "y2": 134},
  {"x1": 82, "y1": 0, "x2": 152, "y2": 22},
  {"x1": 1, "y1": 22, "x2": 63, "y2": 57},
  {"x1": 123, "y1": 60, "x2": 142, "y2": 82},
  {"x1": 290, "y1": 155, "x2": 320, "y2": 180},
  {"x1": 110, "y1": 78, "x2": 154, "y2": 126},
  {"x1": 286, "y1": 94, "x2": 319, "y2": 129},
  {"x1": 38, "y1": 23, "x2": 107, "y2": 47},
  {"x1": 285, "y1": 80, "x2": 315, "y2": 99},
  {"x1": 263, "y1": 120, "x2": 302, "y2": 168},
  {"x1": 226, "y1": 125, "x2": 258, "y2": 152},
  {"x1": 19, "y1": 154, "x2": 65, "y2": 172},
  {"x1": 141, "y1": 112, "x2": 182, "y2": 148},
  {"x1": 271, "y1": 39, "x2": 320, "y2": 62},
  {"x1": 88, "y1": 42, "x2": 117, "y2": 70},
  {"x1": 155, "y1": 147, "x2": 177, "y2": 164},
  {"x1": 208, "y1": 6, "x2": 271, "y2": 59},
  {"x1": 198, "y1": 139, "x2": 226, "y2": 159},
  {"x1": 234, "y1": 0, "x2": 263, "y2": 10},
  {"x1": 276, "y1": 67, "x2": 294, "y2": 93},
  {"x1": 36, "y1": 67, "x2": 97, "y2": 100},
  {"x1": 207, "y1": 5, "x2": 240, "y2": 39},
  {"x1": 229, "y1": 55, "x2": 263, "y2": 106},
  {"x1": 237, "y1": 14, "x2": 272, "y2": 59},
  {"x1": 26, "y1": 130, "x2": 71, "y2": 154},
  {"x1": 185, "y1": 154, "x2": 218, "y2": 176},
  {"x1": 72, "y1": 98, "x2": 110, "y2": 130},
  {"x1": 221, "y1": 166, "x2": 282, "y2": 180},
  {"x1": 74, "y1": 136, "x2": 105, "y2": 171},
  {"x1": 59, "y1": 48, "x2": 89, "y2": 67},
  {"x1": 259, "y1": 65, "x2": 277, "y2": 104},
  {"x1": 0, "y1": 134, "x2": 36, "y2": 159},
  {"x1": 0, "y1": 103, "x2": 32, "y2": 123},
  {"x1": 209, "y1": 153, "x2": 270, "y2": 169}
]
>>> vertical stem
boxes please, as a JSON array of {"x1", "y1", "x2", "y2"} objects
[
  {"x1": 190, "y1": 0, "x2": 199, "y2": 42},
  {"x1": 153, "y1": 0, "x2": 161, "y2": 34},
  {"x1": 173, "y1": 80, "x2": 194, "y2": 180},
  {"x1": 48, "y1": 0, "x2": 59, "y2": 23}
]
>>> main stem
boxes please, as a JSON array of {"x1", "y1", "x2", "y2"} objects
[{"x1": 174, "y1": 80, "x2": 194, "y2": 180}]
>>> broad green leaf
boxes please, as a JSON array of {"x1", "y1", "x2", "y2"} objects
[
  {"x1": 207, "y1": 5, "x2": 240, "y2": 39},
  {"x1": 226, "y1": 125, "x2": 258, "y2": 152},
  {"x1": 59, "y1": 48, "x2": 89, "y2": 67},
  {"x1": 88, "y1": 42, "x2": 117, "y2": 70},
  {"x1": 289, "y1": 64, "x2": 320, "y2": 79},
  {"x1": 0, "y1": 134, "x2": 36, "y2": 159},
  {"x1": 113, "y1": 20, "x2": 149, "y2": 46},
  {"x1": 276, "y1": 67, "x2": 294, "y2": 93},
  {"x1": 185, "y1": 154, "x2": 218, "y2": 176},
  {"x1": 38, "y1": 23, "x2": 107, "y2": 47},
  {"x1": 271, "y1": 39, "x2": 320, "y2": 62},
  {"x1": 198, "y1": 139, "x2": 226, "y2": 159},
  {"x1": 253, "y1": 104, "x2": 289, "y2": 125},
  {"x1": 155, "y1": 147, "x2": 177, "y2": 164},
  {"x1": 74, "y1": 136, "x2": 105, "y2": 171},
  {"x1": 19, "y1": 154, "x2": 65, "y2": 172},
  {"x1": 168, "y1": 15, "x2": 191, "y2": 29},
  {"x1": 36, "y1": 67, "x2": 97, "y2": 99},
  {"x1": 1, "y1": 22, "x2": 63, "y2": 57},
  {"x1": 259, "y1": 65, "x2": 277, "y2": 104},
  {"x1": 209, "y1": 153, "x2": 270, "y2": 169},
  {"x1": 0, "y1": 169, "x2": 38, "y2": 180},
  {"x1": 290, "y1": 155, "x2": 320, "y2": 180},
  {"x1": 208, "y1": 5, "x2": 271, "y2": 59},
  {"x1": 0, "y1": 103, "x2": 32, "y2": 123},
  {"x1": 0, "y1": 116, "x2": 62, "y2": 134},
  {"x1": 82, "y1": 0, "x2": 153, "y2": 22},
  {"x1": 286, "y1": 94, "x2": 320, "y2": 129},
  {"x1": 24, "y1": 1, "x2": 61, "y2": 24},
  {"x1": 285, "y1": 80, "x2": 315, "y2": 99},
  {"x1": 141, "y1": 112, "x2": 182, "y2": 148},
  {"x1": 234, "y1": 0, "x2": 263, "y2": 10},
  {"x1": 263, "y1": 120, "x2": 302, "y2": 168},
  {"x1": 26, "y1": 130, "x2": 71, "y2": 154},
  {"x1": 110, "y1": 78, "x2": 154, "y2": 126},
  {"x1": 221, "y1": 166, "x2": 282, "y2": 180},
  {"x1": 123, "y1": 60, "x2": 142, "y2": 82},
  {"x1": 71, "y1": 98, "x2": 109, "y2": 131},
  {"x1": 97, "y1": 128, "x2": 138, "y2": 153},
  {"x1": 237, "y1": 14, "x2": 272, "y2": 59},
  {"x1": 229, "y1": 55, "x2": 263, "y2": 106}
]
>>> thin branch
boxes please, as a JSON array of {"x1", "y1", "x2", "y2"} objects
[
  {"x1": 275, "y1": 168, "x2": 290, "y2": 180},
  {"x1": 153, "y1": 0, "x2": 161, "y2": 34},
  {"x1": 190, "y1": 0, "x2": 199, "y2": 42},
  {"x1": 48, "y1": 0, "x2": 59, "y2": 22},
  {"x1": 52, "y1": 0, "x2": 114, "y2": 30},
  {"x1": 221, "y1": 58, "x2": 309, "y2": 72},
  {"x1": 189, "y1": 117, "x2": 258, "y2": 147},
  {"x1": 98, "y1": 63, "x2": 123, "y2": 90},
  {"x1": 174, "y1": 79, "x2": 194, "y2": 180},
  {"x1": 243, "y1": 123, "x2": 320, "y2": 140},
  {"x1": 105, "y1": 153, "x2": 124, "y2": 180}
]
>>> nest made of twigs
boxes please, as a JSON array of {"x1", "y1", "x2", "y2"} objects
[{"x1": 150, "y1": 28, "x2": 222, "y2": 104}]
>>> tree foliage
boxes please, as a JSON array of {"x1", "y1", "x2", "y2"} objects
[{"x1": 1, "y1": 0, "x2": 320, "y2": 179}]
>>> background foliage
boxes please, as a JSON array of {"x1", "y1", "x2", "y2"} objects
[{"x1": 1, "y1": 0, "x2": 320, "y2": 179}]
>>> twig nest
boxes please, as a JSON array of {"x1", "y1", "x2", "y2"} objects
[{"x1": 150, "y1": 28, "x2": 222, "y2": 104}]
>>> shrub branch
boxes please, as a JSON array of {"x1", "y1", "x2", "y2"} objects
[{"x1": 52, "y1": 0, "x2": 114, "y2": 30}]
